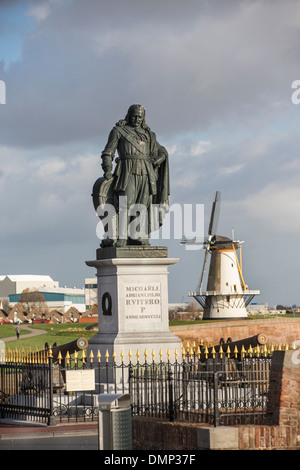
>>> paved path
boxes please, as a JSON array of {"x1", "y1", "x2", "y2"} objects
[
  {"x1": 1, "y1": 325, "x2": 48, "y2": 343},
  {"x1": 0, "y1": 422, "x2": 99, "y2": 450}
]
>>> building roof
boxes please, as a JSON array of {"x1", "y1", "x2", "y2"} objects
[
  {"x1": 38, "y1": 286, "x2": 84, "y2": 294},
  {"x1": 0, "y1": 275, "x2": 56, "y2": 283}
]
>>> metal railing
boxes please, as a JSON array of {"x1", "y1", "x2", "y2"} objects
[
  {"x1": 0, "y1": 348, "x2": 272, "y2": 427},
  {"x1": 129, "y1": 355, "x2": 271, "y2": 426}
]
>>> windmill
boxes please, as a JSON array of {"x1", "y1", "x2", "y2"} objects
[{"x1": 184, "y1": 191, "x2": 260, "y2": 319}]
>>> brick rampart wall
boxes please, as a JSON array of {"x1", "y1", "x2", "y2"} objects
[
  {"x1": 132, "y1": 419, "x2": 297, "y2": 450},
  {"x1": 171, "y1": 318, "x2": 300, "y2": 346}
]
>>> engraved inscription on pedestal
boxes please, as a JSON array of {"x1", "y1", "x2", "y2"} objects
[{"x1": 124, "y1": 282, "x2": 162, "y2": 330}]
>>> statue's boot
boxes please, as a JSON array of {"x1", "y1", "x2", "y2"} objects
[{"x1": 116, "y1": 238, "x2": 127, "y2": 247}]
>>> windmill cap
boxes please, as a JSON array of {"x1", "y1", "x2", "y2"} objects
[{"x1": 211, "y1": 235, "x2": 240, "y2": 249}]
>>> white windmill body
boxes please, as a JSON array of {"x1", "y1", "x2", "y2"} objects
[{"x1": 185, "y1": 192, "x2": 260, "y2": 320}]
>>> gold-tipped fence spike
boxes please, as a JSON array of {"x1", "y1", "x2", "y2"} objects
[
  {"x1": 144, "y1": 348, "x2": 148, "y2": 361},
  {"x1": 136, "y1": 349, "x2": 140, "y2": 362},
  {"x1": 74, "y1": 350, "x2": 78, "y2": 363},
  {"x1": 219, "y1": 345, "x2": 224, "y2": 358},
  {"x1": 128, "y1": 348, "x2": 132, "y2": 362},
  {"x1": 105, "y1": 350, "x2": 110, "y2": 362},
  {"x1": 82, "y1": 350, "x2": 86, "y2": 362},
  {"x1": 120, "y1": 349, "x2": 124, "y2": 363},
  {"x1": 97, "y1": 350, "x2": 101, "y2": 362},
  {"x1": 182, "y1": 345, "x2": 186, "y2": 360},
  {"x1": 112, "y1": 350, "x2": 117, "y2": 363},
  {"x1": 167, "y1": 347, "x2": 171, "y2": 361},
  {"x1": 151, "y1": 349, "x2": 155, "y2": 361},
  {"x1": 65, "y1": 351, "x2": 70, "y2": 364},
  {"x1": 159, "y1": 348, "x2": 163, "y2": 361},
  {"x1": 89, "y1": 350, "x2": 94, "y2": 362},
  {"x1": 175, "y1": 347, "x2": 178, "y2": 361},
  {"x1": 57, "y1": 351, "x2": 63, "y2": 364}
]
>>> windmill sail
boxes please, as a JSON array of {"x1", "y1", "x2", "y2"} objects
[{"x1": 197, "y1": 191, "x2": 221, "y2": 293}]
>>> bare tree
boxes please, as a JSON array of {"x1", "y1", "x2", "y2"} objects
[{"x1": 18, "y1": 288, "x2": 49, "y2": 315}]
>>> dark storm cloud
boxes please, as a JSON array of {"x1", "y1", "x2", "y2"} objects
[
  {"x1": 0, "y1": 0, "x2": 300, "y2": 304},
  {"x1": 1, "y1": 0, "x2": 299, "y2": 147}
]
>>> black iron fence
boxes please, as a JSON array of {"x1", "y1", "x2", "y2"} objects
[
  {"x1": 129, "y1": 355, "x2": 271, "y2": 426},
  {"x1": 0, "y1": 349, "x2": 272, "y2": 427}
]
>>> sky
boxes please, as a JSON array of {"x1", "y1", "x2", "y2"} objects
[{"x1": 0, "y1": 0, "x2": 300, "y2": 307}]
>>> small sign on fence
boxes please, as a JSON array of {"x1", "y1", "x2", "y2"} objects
[{"x1": 65, "y1": 369, "x2": 95, "y2": 392}]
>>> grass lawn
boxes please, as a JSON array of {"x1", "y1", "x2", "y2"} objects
[
  {"x1": 0, "y1": 324, "x2": 32, "y2": 340},
  {"x1": 2, "y1": 314, "x2": 299, "y2": 353},
  {"x1": 1, "y1": 323, "x2": 97, "y2": 353}
]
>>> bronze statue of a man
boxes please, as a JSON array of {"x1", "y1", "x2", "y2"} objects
[{"x1": 94, "y1": 104, "x2": 169, "y2": 247}]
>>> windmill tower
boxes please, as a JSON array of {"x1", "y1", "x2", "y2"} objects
[{"x1": 185, "y1": 191, "x2": 260, "y2": 320}]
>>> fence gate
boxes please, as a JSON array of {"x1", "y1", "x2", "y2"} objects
[{"x1": 0, "y1": 359, "x2": 53, "y2": 424}]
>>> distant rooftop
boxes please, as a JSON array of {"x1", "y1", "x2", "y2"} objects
[
  {"x1": 0, "y1": 275, "x2": 55, "y2": 282},
  {"x1": 39, "y1": 286, "x2": 84, "y2": 294}
]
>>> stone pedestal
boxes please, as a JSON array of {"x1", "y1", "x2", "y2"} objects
[{"x1": 86, "y1": 247, "x2": 182, "y2": 364}]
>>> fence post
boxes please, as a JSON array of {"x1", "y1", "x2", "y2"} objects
[
  {"x1": 168, "y1": 367, "x2": 175, "y2": 422},
  {"x1": 213, "y1": 372, "x2": 219, "y2": 427},
  {"x1": 128, "y1": 364, "x2": 133, "y2": 401},
  {"x1": 47, "y1": 350, "x2": 56, "y2": 426}
]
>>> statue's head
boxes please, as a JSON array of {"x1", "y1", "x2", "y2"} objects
[{"x1": 125, "y1": 104, "x2": 147, "y2": 129}]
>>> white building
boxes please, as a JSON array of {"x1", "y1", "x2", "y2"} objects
[
  {"x1": 246, "y1": 303, "x2": 269, "y2": 314},
  {"x1": 9, "y1": 286, "x2": 86, "y2": 313},
  {"x1": 0, "y1": 275, "x2": 86, "y2": 313},
  {"x1": 0, "y1": 275, "x2": 59, "y2": 300},
  {"x1": 85, "y1": 277, "x2": 98, "y2": 310}
]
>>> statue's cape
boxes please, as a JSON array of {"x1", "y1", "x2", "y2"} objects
[{"x1": 153, "y1": 147, "x2": 170, "y2": 207}]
